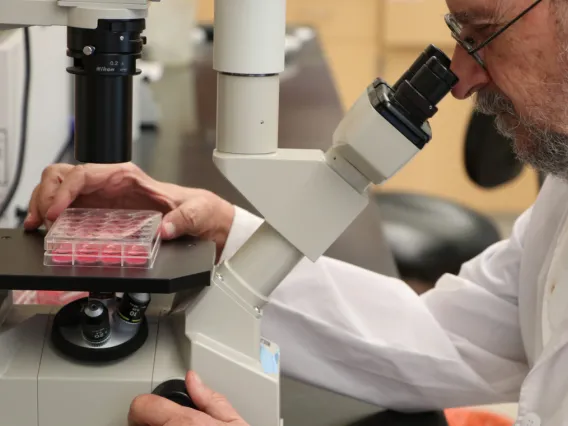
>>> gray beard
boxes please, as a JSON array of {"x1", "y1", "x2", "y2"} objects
[{"x1": 474, "y1": 90, "x2": 568, "y2": 181}]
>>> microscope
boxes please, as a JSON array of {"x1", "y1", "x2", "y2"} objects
[{"x1": 0, "y1": 0, "x2": 458, "y2": 425}]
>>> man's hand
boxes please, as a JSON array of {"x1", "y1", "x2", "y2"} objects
[
  {"x1": 25, "y1": 163, "x2": 235, "y2": 255},
  {"x1": 128, "y1": 372, "x2": 249, "y2": 426}
]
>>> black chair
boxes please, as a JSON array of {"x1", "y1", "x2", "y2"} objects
[
  {"x1": 374, "y1": 191, "x2": 501, "y2": 285},
  {"x1": 374, "y1": 111, "x2": 520, "y2": 286}
]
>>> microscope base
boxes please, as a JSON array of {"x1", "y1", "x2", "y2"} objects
[{"x1": 0, "y1": 305, "x2": 281, "y2": 426}]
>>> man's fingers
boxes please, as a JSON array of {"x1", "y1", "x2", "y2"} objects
[
  {"x1": 37, "y1": 171, "x2": 69, "y2": 221},
  {"x1": 160, "y1": 201, "x2": 199, "y2": 240},
  {"x1": 25, "y1": 164, "x2": 73, "y2": 229},
  {"x1": 44, "y1": 166, "x2": 89, "y2": 221},
  {"x1": 24, "y1": 185, "x2": 42, "y2": 230},
  {"x1": 128, "y1": 394, "x2": 189, "y2": 426},
  {"x1": 185, "y1": 371, "x2": 243, "y2": 422},
  {"x1": 45, "y1": 163, "x2": 139, "y2": 220}
]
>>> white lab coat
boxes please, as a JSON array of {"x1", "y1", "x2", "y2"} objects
[{"x1": 221, "y1": 175, "x2": 568, "y2": 426}]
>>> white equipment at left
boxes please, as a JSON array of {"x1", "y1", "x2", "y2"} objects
[{"x1": 0, "y1": 26, "x2": 71, "y2": 228}]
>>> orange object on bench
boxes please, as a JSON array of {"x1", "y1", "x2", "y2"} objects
[{"x1": 445, "y1": 408, "x2": 514, "y2": 426}]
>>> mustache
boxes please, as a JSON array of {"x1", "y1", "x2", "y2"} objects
[{"x1": 474, "y1": 90, "x2": 516, "y2": 116}]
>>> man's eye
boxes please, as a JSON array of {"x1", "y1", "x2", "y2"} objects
[
  {"x1": 474, "y1": 23, "x2": 498, "y2": 37},
  {"x1": 464, "y1": 36, "x2": 477, "y2": 46}
]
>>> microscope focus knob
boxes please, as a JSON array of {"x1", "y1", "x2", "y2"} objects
[{"x1": 152, "y1": 379, "x2": 198, "y2": 409}]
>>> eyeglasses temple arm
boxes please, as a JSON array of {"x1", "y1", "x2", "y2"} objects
[{"x1": 472, "y1": 0, "x2": 543, "y2": 54}]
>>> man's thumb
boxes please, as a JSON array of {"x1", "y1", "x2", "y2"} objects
[
  {"x1": 185, "y1": 371, "x2": 243, "y2": 422},
  {"x1": 160, "y1": 204, "x2": 196, "y2": 240}
]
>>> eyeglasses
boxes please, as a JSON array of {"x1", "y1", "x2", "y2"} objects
[{"x1": 445, "y1": 0, "x2": 543, "y2": 69}]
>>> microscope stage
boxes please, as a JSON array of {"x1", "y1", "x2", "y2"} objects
[{"x1": 0, "y1": 229, "x2": 215, "y2": 293}]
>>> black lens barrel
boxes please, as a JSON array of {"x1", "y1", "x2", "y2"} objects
[
  {"x1": 67, "y1": 20, "x2": 146, "y2": 164},
  {"x1": 412, "y1": 57, "x2": 458, "y2": 105},
  {"x1": 392, "y1": 45, "x2": 451, "y2": 91},
  {"x1": 392, "y1": 45, "x2": 458, "y2": 125}
]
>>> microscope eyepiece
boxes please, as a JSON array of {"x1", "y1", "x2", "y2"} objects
[
  {"x1": 410, "y1": 57, "x2": 458, "y2": 105},
  {"x1": 392, "y1": 44, "x2": 451, "y2": 91},
  {"x1": 67, "y1": 19, "x2": 146, "y2": 164},
  {"x1": 392, "y1": 45, "x2": 458, "y2": 125}
]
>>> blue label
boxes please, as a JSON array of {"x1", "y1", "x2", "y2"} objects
[{"x1": 260, "y1": 344, "x2": 279, "y2": 374}]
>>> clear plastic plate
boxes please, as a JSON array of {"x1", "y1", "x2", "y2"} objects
[{"x1": 44, "y1": 208, "x2": 163, "y2": 268}]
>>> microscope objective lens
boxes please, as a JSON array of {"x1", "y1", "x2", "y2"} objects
[
  {"x1": 117, "y1": 293, "x2": 151, "y2": 325},
  {"x1": 81, "y1": 300, "x2": 111, "y2": 346}
]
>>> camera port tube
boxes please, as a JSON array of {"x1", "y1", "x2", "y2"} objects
[
  {"x1": 67, "y1": 19, "x2": 146, "y2": 164},
  {"x1": 74, "y1": 74, "x2": 133, "y2": 163}
]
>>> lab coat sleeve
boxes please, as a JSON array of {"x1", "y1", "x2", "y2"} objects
[
  {"x1": 219, "y1": 206, "x2": 264, "y2": 262},
  {"x1": 221, "y1": 205, "x2": 531, "y2": 411}
]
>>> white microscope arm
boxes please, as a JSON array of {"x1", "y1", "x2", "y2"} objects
[{"x1": 0, "y1": 0, "x2": 148, "y2": 30}]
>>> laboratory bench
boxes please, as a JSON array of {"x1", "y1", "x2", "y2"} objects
[{"x1": 63, "y1": 28, "x2": 448, "y2": 426}]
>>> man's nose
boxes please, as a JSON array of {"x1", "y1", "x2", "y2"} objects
[{"x1": 449, "y1": 45, "x2": 490, "y2": 99}]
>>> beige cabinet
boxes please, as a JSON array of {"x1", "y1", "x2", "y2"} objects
[{"x1": 384, "y1": 0, "x2": 453, "y2": 48}]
